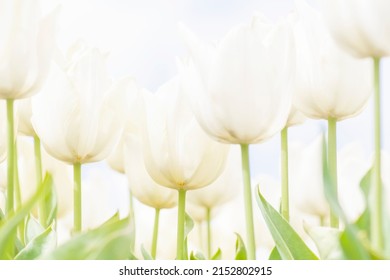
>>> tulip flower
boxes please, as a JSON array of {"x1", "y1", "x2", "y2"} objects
[
  {"x1": 293, "y1": 0, "x2": 373, "y2": 228},
  {"x1": 124, "y1": 131, "x2": 177, "y2": 259},
  {"x1": 0, "y1": 0, "x2": 58, "y2": 215},
  {"x1": 180, "y1": 16, "x2": 294, "y2": 258},
  {"x1": 142, "y1": 77, "x2": 228, "y2": 259},
  {"x1": 187, "y1": 146, "x2": 241, "y2": 258},
  {"x1": 321, "y1": 0, "x2": 390, "y2": 59},
  {"x1": 32, "y1": 43, "x2": 128, "y2": 233},
  {"x1": 320, "y1": 0, "x2": 389, "y2": 251}
]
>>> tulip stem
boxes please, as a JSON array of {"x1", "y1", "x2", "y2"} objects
[
  {"x1": 281, "y1": 127, "x2": 290, "y2": 222},
  {"x1": 240, "y1": 144, "x2": 256, "y2": 260},
  {"x1": 73, "y1": 163, "x2": 82, "y2": 233},
  {"x1": 14, "y1": 142, "x2": 22, "y2": 210},
  {"x1": 34, "y1": 136, "x2": 46, "y2": 228},
  {"x1": 176, "y1": 189, "x2": 187, "y2": 260},
  {"x1": 328, "y1": 117, "x2": 339, "y2": 228},
  {"x1": 206, "y1": 207, "x2": 212, "y2": 259},
  {"x1": 6, "y1": 99, "x2": 15, "y2": 215},
  {"x1": 151, "y1": 208, "x2": 160, "y2": 259},
  {"x1": 372, "y1": 57, "x2": 383, "y2": 250}
]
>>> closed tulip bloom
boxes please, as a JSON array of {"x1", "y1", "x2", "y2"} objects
[
  {"x1": 124, "y1": 132, "x2": 177, "y2": 210},
  {"x1": 142, "y1": 77, "x2": 228, "y2": 259},
  {"x1": 179, "y1": 17, "x2": 294, "y2": 144},
  {"x1": 0, "y1": 0, "x2": 58, "y2": 99},
  {"x1": 321, "y1": 0, "x2": 390, "y2": 58},
  {"x1": 321, "y1": 0, "x2": 389, "y2": 249},
  {"x1": 32, "y1": 43, "x2": 126, "y2": 164},
  {"x1": 142, "y1": 78, "x2": 228, "y2": 191},
  {"x1": 294, "y1": 0, "x2": 373, "y2": 121}
]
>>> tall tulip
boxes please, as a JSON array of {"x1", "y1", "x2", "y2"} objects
[
  {"x1": 32, "y1": 43, "x2": 127, "y2": 233},
  {"x1": 180, "y1": 16, "x2": 294, "y2": 258},
  {"x1": 293, "y1": 0, "x2": 373, "y2": 228},
  {"x1": 124, "y1": 131, "x2": 177, "y2": 259},
  {"x1": 320, "y1": 0, "x2": 390, "y2": 251},
  {"x1": 0, "y1": 0, "x2": 58, "y2": 215},
  {"x1": 142, "y1": 78, "x2": 228, "y2": 259}
]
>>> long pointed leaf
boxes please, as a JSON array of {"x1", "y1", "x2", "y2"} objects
[
  {"x1": 256, "y1": 187, "x2": 318, "y2": 260},
  {"x1": 0, "y1": 174, "x2": 52, "y2": 259}
]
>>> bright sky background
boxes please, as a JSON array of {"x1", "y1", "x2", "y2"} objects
[{"x1": 40, "y1": 0, "x2": 390, "y2": 199}]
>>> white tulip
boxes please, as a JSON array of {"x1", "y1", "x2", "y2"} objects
[
  {"x1": 179, "y1": 16, "x2": 294, "y2": 145},
  {"x1": 0, "y1": 0, "x2": 58, "y2": 100},
  {"x1": 142, "y1": 77, "x2": 229, "y2": 191},
  {"x1": 124, "y1": 132, "x2": 177, "y2": 209},
  {"x1": 321, "y1": 0, "x2": 390, "y2": 58},
  {"x1": 32, "y1": 43, "x2": 127, "y2": 164},
  {"x1": 293, "y1": 0, "x2": 373, "y2": 121}
]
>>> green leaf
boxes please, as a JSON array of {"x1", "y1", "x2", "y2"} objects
[
  {"x1": 0, "y1": 207, "x2": 4, "y2": 222},
  {"x1": 256, "y1": 187, "x2": 319, "y2": 260},
  {"x1": 184, "y1": 212, "x2": 194, "y2": 237},
  {"x1": 141, "y1": 244, "x2": 153, "y2": 260},
  {"x1": 25, "y1": 216, "x2": 45, "y2": 245},
  {"x1": 211, "y1": 248, "x2": 222, "y2": 260},
  {"x1": 43, "y1": 178, "x2": 57, "y2": 227},
  {"x1": 359, "y1": 167, "x2": 372, "y2": 201},
  {"x1": 234, "y1": 233, "x2": 247, "y2": 260},
  {"x1": 128, "y1": 251, "x2": 138, "y2": 260},
  {"x1": 304, "y1": 224, "x2": 343, "y2": 260},
  {"x1": 0, "y1": 174, "x2": 52, "y2": 259},
  {"x1": 268, "y1": 247, "x2": 281, "y2": 260},
  {"x1": 182, "y1": 212, "x2": 194, "y2": 260},
  {"x1": 190, "y1": 251, "x2": 206, "y2": 260},
  {"x1": 15, "y1": 225, "x2": 56, "y2": 260},
  {"x1": 321, "y1": 138, "x2": 379, "y2": 259},
  {"x1": 40, "y1": 217, "x2": 133, "y2": 260}
]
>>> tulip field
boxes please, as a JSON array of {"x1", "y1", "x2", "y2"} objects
[{"x1": 1, "y1": 0, "x2": 390, "y2": 262}]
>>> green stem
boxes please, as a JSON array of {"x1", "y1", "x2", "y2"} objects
[
  {"x1": 14, "y1": 142, "x2": 22, "y2": 210},
  {"x1": 206, "y1": 207, "x2": 212, "y2": 259},
  {"x1": 14, "y1": 141, "x2": 25, "y2": 245},
  {"x1": 34, "y1": 136, "x2": 46, "y2": 228},
  {"x1": 240, "y1": 144, "x2": 256, "y2": 260},
  {"x1": 151, "y1": 208, "x2": 160, "y2": 259},
  {"x1": 6, "y1": 99, "x2": 15, "y2": 215},
  {"x1": 281, "y1": 127, "x2": 290, "y2": 222},
  {"x1": 372, "y1": 57, "x2": 383, "y2": 250},
  {"x1": 73, "y1": 163, "x2": 82, "y2": 233},
  {"x1": 176, "y1": 189, "x2": 187, "y2": 260},
  {"x1": 328, "y1": 117, "x2": 339, "y2": 228}
]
